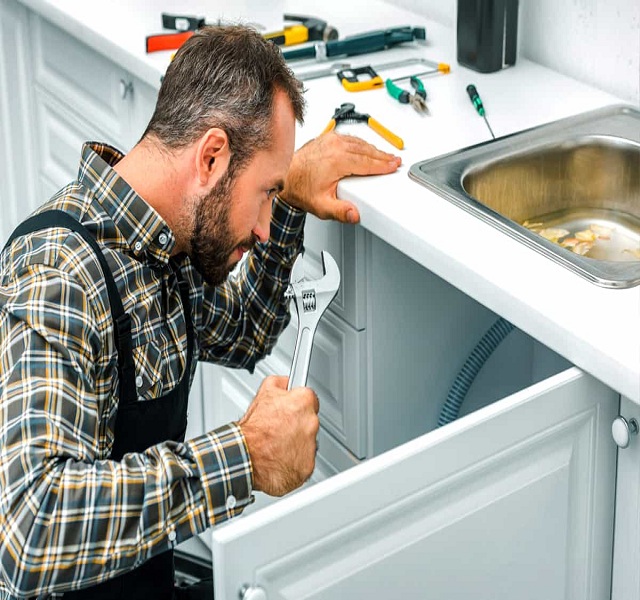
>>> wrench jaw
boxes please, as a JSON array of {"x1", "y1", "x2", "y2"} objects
[
  {"x1": 284, "y1": 253, "x2": 306, "y2": 304},
  {"x1": 290, "y1": 252, "x2": 306, "y2": 285},
  {"x1": 285, "y1": 251, "x2": 341, "y2": 390}
]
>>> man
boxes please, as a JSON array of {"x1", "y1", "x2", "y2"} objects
[{"x1": 0, "y1": 25, "x2": 400, "y2": 600}]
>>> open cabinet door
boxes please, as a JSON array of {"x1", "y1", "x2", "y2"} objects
[{"x1": 211, "y1": 368, "x2": 617, "y2": 600}]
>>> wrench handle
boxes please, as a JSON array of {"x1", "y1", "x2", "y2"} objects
[{"x1": 287, "y1": 323, "x2": 318, "y2": 390}]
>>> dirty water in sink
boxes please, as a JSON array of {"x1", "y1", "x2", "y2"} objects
[{"x1": 522, "y1": 208, "x2": 640, "y2": 261}]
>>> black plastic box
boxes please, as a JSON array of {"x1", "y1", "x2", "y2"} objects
[{"x1": 457, "y1": 0, "x2": 519, "y2": 73}]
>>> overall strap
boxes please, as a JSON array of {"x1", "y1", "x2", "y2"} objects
[
  {"x1": 174, "y1": 268, "x2": 195, "y2": 374},
  {"x1": 4, "y1": 210, "x2": 137, "y2": 398}
]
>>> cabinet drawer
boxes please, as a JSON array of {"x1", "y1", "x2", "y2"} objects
[
  {"x1": 235, "y1": 309, "x2": 368, "y2": 459},
  {"x1": 31, "y1": 16, "x2": 129, "y2": 148},
  {"x1": 303, "y1": 216, "x2": 367, "y2": 330}
]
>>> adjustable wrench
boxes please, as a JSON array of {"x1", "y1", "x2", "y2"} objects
[{"x1": 285, "y1": 251, "x2": 341, "y2": 390}]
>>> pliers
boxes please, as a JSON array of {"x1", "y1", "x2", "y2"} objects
[
  {"x1": 385, "y1": 76, "x2": 429, "y2": 114},
  {"x1": 322, "y1": 103, "x2": 404, "y2": 150}
]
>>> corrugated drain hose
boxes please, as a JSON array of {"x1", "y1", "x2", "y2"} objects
[{"x1": 438, "y1": 317, "x2": 515, "y2": 427}]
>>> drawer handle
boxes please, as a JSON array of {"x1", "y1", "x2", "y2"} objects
[
  {"x1": 612, "y1": 416, "x2": 639, "y2": 449},
  {"x1": 119, "y1": 79, "x2": 134, "y2": 100}
]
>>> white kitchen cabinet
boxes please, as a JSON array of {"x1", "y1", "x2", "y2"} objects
[
  {"x1": 0, "y1": 6, "x2": 158, "y2": 242},
  {"x1": 29, "y1": 14, "x2": 156, "y2": 197},
  {"x1": 0, "y1": 0, "x2": 38, "y2": 244},
  {"x1": 212, "y1": 366, "x2": 618, "y2": 600},
  {"x1": 612, "y1": 396, "x2": 640, "y2": 600},
  {"x1": 198, "y1": 234, "x2": 619, "y2": 598}
]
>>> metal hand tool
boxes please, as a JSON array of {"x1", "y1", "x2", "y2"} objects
[
  {"x1": 295, "y1": 62, "x2": 352, "y2": 81},
  {"x1": 466, "y1": 84, "x2": 496, "y2": 139},
  {"x1": 146, "y1": 12, "x2": 335, "y2": 53},
  {"x1": 295, "y1": 56, "x2": 449, "y2": 82},
  {"x1": 336, "y1": 65, "x2": 384, "y2": 92},
  {"x1": 376, "y1": 57, "x2": 450, "y2": 74},
  {"x1": 323, "y1": 102, "x2": 404, "y2": 150},
  {"x1": 285, "y1": 251, "x2": 340, "y2": 389},
  {"x1": 264, "y1": 14, "x2": 339, "y2": 46},
  {"x1": 282, "y1": 25, "x2": 426, "y2": 62},
  {"x1": 385, "y1": 76, "x2": 429, "y2": 114}
]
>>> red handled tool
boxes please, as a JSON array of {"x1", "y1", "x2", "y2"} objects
[{"x1": 146, "y1": 13, "x2": 336, "y2": 53}]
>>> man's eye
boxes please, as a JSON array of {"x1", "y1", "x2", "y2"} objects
[{"x1": 266, "y1": 188, "x2": 278, "y2": 202}]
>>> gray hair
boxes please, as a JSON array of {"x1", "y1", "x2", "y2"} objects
[{"x1": 142, "y1": 25, "x2": 305, "y2": 175}]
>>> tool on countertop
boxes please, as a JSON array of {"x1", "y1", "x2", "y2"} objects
[
  {"x1": 323, "y1": 103, "x2": 404, "y2": 150},
  {"x1": 263, "y1": 14, "x2": 339, "y2": 46},
  {"x1": 296, "y1": 56, "x2": 449, "y2": 83},
  {"x1": 146, "y1": 13, "x2": 201, "y2": 53},
  {"x1": 296, "y1": 62, "x2": 352, "y2": 81},
  {"x1": 374, "y1": 57, "x2": 449, "y2": 75},
  {"x1": 285, "y1": 251, "x2": 340, "y2": 389},
  {"x1": 385, "y1": 76, "x2": 429, "y2": 114},
  {"x1": 392, "y1": 66, "x2": 451, "y2": 80},
  {"x1": 336, "y1": 66, "x2": 384, "y2": 92},
  {"x1": 466, "y1": 84, "x2": 496, "y2": 139},
  {"x1": 146, "y1": 13, "x2": 335, "y2": 53},
  {"x1": 282, "y1": 26, "x2": 426, "y2": 62}
]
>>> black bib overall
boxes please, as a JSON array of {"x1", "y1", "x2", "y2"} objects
[{"x1": 6, "y1": 211, "x2": 194, "y2": 599}]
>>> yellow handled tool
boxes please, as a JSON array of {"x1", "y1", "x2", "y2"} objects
[
  {"x1": 264, "y1": 14, "x2": 338, "y2": 47},
  {"x1": 322, "y1": 102, "x2": 404, "y2": 150},
  {"x1": 336, "y1": 66, "x2": 384, "y2": 92},
  {"x1": 264, "y1": 24, "x2": 311, "y2": 46}
]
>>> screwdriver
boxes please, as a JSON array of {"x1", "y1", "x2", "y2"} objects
[{"x1": 466, "y1": 84, "x2": 495, "y2": 139}]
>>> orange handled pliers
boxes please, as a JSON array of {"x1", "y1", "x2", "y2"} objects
[{"x1": 322, "y1": 103, "x2": 404, "y2": 150}]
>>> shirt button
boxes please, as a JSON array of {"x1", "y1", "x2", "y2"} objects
[
  {"x1": 134, "y1": 241, "x2": 143, "y2": 252},
  {"x1": 226, "y1": 495, "x2": 237, "y2": 510},
  {"x1": 168, "y1": 530, "x2": 176, "y2": 542},
  {"x1": 158, "y1": 232, "x2": 169, "y2": 246},
  {"x1": 135, "y1": 375, "x2": 143, "y2": 388}
]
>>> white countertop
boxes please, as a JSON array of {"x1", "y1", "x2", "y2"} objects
[{"x1": 20, "y1": 0, "x2": 640, "y2": 403}]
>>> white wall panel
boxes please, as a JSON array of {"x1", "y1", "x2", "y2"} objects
[{"x1": 385, "y1": 0, "x2": 640, "y2": 103}]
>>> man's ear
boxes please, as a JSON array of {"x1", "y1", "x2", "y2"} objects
[{"x1": 195, "y1": 127, "x2": 231, "y2": 187}]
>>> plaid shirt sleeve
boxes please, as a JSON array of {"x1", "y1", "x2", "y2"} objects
[{"x1": 197, "y1": 196, "x2": 306, "y2": 369}]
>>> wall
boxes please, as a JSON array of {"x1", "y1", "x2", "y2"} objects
[{"x1": 386, "y1": 0, "x2": 640, "y2": 104}]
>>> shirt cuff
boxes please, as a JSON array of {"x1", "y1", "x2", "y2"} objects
[
  {"x1": 269, "y1": 195, "x2": 306, "y2": 260},
  {"x1": 186, "y1": 422, "x2": 254, "y2": 526}
]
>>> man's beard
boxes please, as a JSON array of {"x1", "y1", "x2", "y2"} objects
[{"x1": 190, "y1": 170, "x2": 258, "y2": 287}]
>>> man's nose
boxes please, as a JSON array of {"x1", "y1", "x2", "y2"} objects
[{"x1": 252, "y1": 198, "x2": 272, "y2": 244}]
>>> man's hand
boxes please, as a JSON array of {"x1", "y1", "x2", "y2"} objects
[
  {"x1": 238, "y1": 375, "x2": 320, "y2": 497},
  {"x1": 280, "y1": 132, "x2": 402, "y2": 224}
]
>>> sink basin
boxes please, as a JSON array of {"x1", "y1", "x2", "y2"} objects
[{"x1": 409, "y1": 105, "x2": 640, "y2": 288}]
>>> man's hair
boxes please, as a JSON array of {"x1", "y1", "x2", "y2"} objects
[{"x1": 142, "y1": 25, "x2": 305, "y2": 175}]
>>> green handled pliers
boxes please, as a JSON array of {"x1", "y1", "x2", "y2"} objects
[{"x1": 385, "y1": 76, "x2": 429, "y2": 114}]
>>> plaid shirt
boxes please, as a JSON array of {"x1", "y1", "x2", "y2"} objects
[{"x1": 0, "y1": 143, "x2": 305, "y2": 598}]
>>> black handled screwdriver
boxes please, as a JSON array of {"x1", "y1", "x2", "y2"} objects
[{"x1": 466, "y1": 84, "x2": 495, "y2": 139}]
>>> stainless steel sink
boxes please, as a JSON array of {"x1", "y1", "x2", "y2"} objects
[{"x1": 409, "y1": 105, "x2": 640, "y2": 288}]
